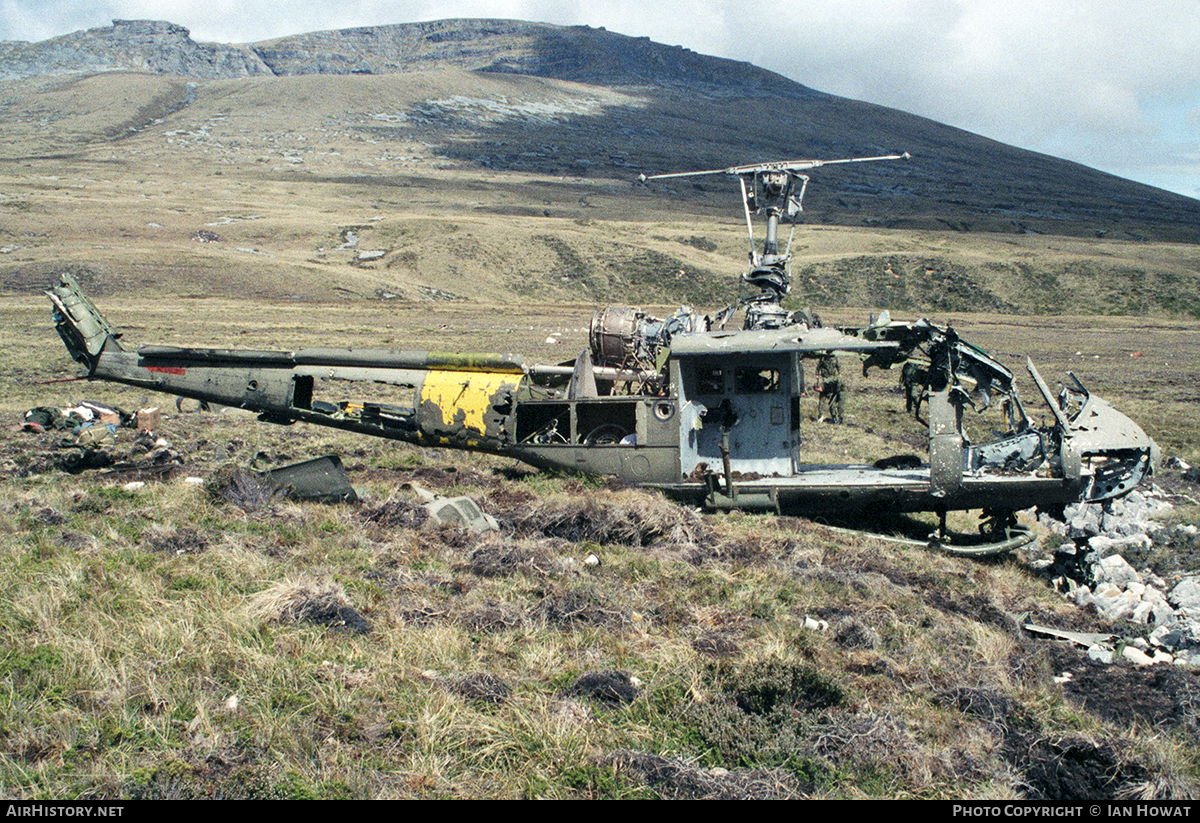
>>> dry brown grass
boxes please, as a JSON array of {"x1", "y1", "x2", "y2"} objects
[{"x1": 247, "y1": 576, "x2": 352, "y2": 624}]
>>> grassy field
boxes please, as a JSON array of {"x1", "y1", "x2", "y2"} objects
[{"x1": 2, "y1": 293, "x2": 1200, "y2": 799}]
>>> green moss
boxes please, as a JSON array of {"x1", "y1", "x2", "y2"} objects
[
  {"x1": 559, "y1": 763, "x2": 655, "y2": 799},
  {"x1": 168, "y1": 575, "x2": 208, "y2": 592},
  {"x1": 2, "y1": 645, "x2": 67, "y2": 701}
]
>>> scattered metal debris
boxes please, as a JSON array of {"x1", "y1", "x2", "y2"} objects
[
  {"x1": 267, "y1": 454, "x2": 358, "y2": 503},
  {"x1": 404, "y1": 482, "x2": 498, "y2": 532},
  {"x1": 1022, "y1": 622, "x2": 1118, "y2": 649}
]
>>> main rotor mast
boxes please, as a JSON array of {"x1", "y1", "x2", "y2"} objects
[{"x1": 640, "y1": 153, "x2": 910, "y2": 327}]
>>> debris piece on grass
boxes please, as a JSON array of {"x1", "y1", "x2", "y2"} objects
[
  {"x1": 1023, "y1": 622, "x2": 1119, "y2": 649},
  {"x1": 208, "y1": 456, "x2": 358, "y2": 509},
  {"x1": 405, "y1": 482, "x2": 496, "y2": 532},
  {"x1": 267, "y1": 454, "x2": 357, "y2": 503},
  {"x1": 136, "y1": 407, "x2": 161, "y2": 430}
]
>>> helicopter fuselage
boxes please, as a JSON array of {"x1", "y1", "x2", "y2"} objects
[{"x1": 47, "y1": 273, "x2": 1157, "y2": 518}]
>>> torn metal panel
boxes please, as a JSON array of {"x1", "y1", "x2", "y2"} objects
[
  {"x1": 267, "y1": 455, "x2": 358, "y2": 503},
  {"x1": 47, "y1": 279, "x2": 121, "y2": 363},
  {"x1": 1023, "y1": 623, "x2": 1119, "y2": 648},
  {"x1": 927, "y1": 388, "x2": 964, "y2": 499},
  {"x1": 1027, "y1": 358, "x2": 1158, "y2": 501},
  {"x1": 417, "y1": 369, "x2": 519, "y2": 446}
]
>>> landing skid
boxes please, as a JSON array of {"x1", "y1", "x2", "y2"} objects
[{"x1": 815, "y1": 509, "x2": 1037, "y2": 558}]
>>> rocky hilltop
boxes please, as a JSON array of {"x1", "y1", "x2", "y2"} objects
[
  {"x1": 0, "y1": 18, "x2": 799, "y2": 93},
  {"x1": 0, "y1": 19, "x2": 272, "y2": 79},
  {"x1": 257, "y1": 19, "x2": 802, "y2": 93}
]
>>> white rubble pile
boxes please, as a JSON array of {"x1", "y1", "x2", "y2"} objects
[{"x1": 1031, "y1": 488, "x2": 1200, "y2": 666}]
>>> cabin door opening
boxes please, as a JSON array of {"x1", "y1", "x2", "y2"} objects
[{"x1": 679, "y1": 353, "x2": 798, "y2": 478}]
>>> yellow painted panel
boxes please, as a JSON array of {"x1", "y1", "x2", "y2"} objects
[{"x1": 419, "y1": 370, "x2": 517, "y2": 436}]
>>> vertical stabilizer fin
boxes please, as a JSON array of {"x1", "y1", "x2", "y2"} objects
[{"x1": 45, "y1": 274, "x2": 123, "y2": 370}]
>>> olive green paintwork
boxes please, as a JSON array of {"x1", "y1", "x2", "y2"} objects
[{"x1": 47, "y1": 273, "x2": 1158, "y2": 516}]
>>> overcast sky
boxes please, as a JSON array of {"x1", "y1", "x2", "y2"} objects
[{"x1": 3, "y1": 0, "x2": 1197, "y2": 201}]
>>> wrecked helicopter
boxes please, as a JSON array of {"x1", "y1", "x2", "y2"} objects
[{"x1": 46, "y1": 153, "x2": 1158, "y2": 552}]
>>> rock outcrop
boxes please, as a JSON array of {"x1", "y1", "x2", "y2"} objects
[
  {"x1": 0, "y1": 19, "x2": 272, "y2": 80},
  {"x1": 0, "y1": 18, "x2": 803, "y2": 95},
  {"x1": 252, "y1": 19, "x2": 804, "y2": 93},
  {"x1": 1034, "y1": 489, "x2": 1200, "y2": 666}
]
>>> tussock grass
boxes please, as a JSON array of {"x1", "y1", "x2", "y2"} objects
[
  {"x1": 1, "y1": 461, "x2": 1196, "y2": 798},
  {"x1": 247, "y1": 576, "x2": 366, "y2": 631}
]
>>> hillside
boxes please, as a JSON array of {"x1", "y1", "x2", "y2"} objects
[{"x1": 1, "y1": 19, "x2": 1199, "y2": 313}]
